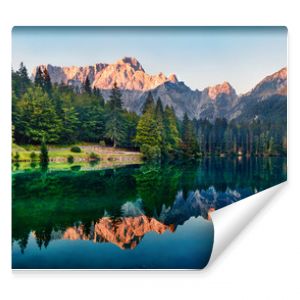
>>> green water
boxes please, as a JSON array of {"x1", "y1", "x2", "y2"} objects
[{"x1": 12, "y1": 157, "x2": 287, "y2": 269}]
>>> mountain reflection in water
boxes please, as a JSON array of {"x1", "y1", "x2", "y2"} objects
[{"x1": 12, "y1": 157, "x2": 287, "y2": 269}]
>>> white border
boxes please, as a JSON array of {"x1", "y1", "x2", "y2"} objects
[{"x1": 1, "y1": 0, "x2": 299, "y2": 299}]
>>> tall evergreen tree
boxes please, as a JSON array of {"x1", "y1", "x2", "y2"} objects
[
  {"x1": 105, "y1": 83, "x2": 126, "y2": 147},
  {"x1": 12, "y1": 62, "x2": 31, "y2": 98},
  {"x1": 95, "y1": 88, "x2": 105, "y2": 107},
  {"x1": 93, "y1": 86, "x2": 97, "y2": 96},
  {"x1": 181, "y1": 113, "x2": 199, "y2": 157},
  {"x1": 84, "y1": 76, "x2": 92, "y2": 95},
  {"x1": 135, "y1": 100, "x2": 161, "y2": 160},
  {"x1": 108, "y1": 82, "x2": 122, "y2": 110},
  {"x1": 16, "y1": 86, "x2": 62, "y2": 143},
  {"x1": 43, "y1": 68, "x2": 52, "y2": 95},
  {"x1": 34, "y1": 66, "x2": 52, "y2": 94},
  {"x1": 34, "y1": 66, "x2": 44, "y2": 88},
  {"x1": 155, "y1": 97, "x2": 167, "y2": 155},
  {"x1": 78, "y1": 102, "x2": 105, "y2": 143},
  {"x1": 60, "y1": 106, "x2": 79, "y2": 143},
  {"x1": 142, "y1": 92, "x2": 155, "y2": 114},
  {"x1": 164, "y1": 106, "x2": 181, "y2": 155}
]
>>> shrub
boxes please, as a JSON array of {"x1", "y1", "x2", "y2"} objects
[
  {"x1": 67, "y1": 155, "x2": 74, "y2": 164},
  {"x1": 30, "y1": 151, "x2": 37, "y2": 161},
  {"x1": 70, "y1": 146, "x2": 81, "y2": 153},
  {"x1": 89, "y1": 160, "x2": 99, "y2": 167},
  {"x1": 89, "y1": 152, "x2": 100, "y2": 161},
  {"x1": 14, "y1": 152, "x2": 20, "y2": 161},
  {"x1": 71, "y1": 165, "x2": 81, "y2": 171}
]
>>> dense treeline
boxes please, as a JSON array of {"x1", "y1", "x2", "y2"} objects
[
  {"x1": 12, "y1": 64, "x2": 138, "y2": 148},
  {"x1": 194, "y1": 117, "x2": 287, "y2": 157},
  {"x1": 12, "y1": 63, "x2": 287, "y2": 160}
]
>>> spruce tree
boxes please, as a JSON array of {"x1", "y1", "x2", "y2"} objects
[
  {"x1": 96, "y1": 88, "x2": 105, "y2": 107},
  {"x1": 155, "y1": 97, "x2": 167, "y2": 155},
  {"x1": 34, "y1": 67, "x2": 44, "y2": 88},
  {"x1": 84, "y1": 76, "x2": 92, "y2": 95},
  {"x1": 34, "y1": 66, "x2": 52, "y2": 94},
  {"x1": 60, "y1": 106, "x2": 79, "y2": 143},
  {"x1": 135, "y1": 102, "x2": 161, "y2": 160},
  {"x1": 105, "y1": 83, "x2": 126, "y2": 147},
  {"x1": 164, "y1": 106, "x2": 181, "y2": 155},
  {"x1": 93, "y1": 86, "x2": 97, "y2": 96},
  {"x1": 17, "y1": 62, "x2": 31, "y2": 96},
  {"x1": 142, "y1": 92, "x2": 155, "y2": 114},
  {"x1": 17, "y1": 86, "x2": 62, "y2": 143},
  {"x1": 108, "y1": 82, "x2": 122, "y2": 110},
  {"x1": 43, "y1": 68, "x2": 52, "y2": 95},
  {"x1": 181, "y1": 113, "x2": 199, "y2": 157}
]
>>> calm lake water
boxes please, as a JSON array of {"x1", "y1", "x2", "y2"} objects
[{"x1": 12, "y1": 157, "x2": 287, "y2": 269}]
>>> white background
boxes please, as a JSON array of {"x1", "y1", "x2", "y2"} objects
[{"x1": 0, "y1": 0, "x2": 299, "y2": 299}]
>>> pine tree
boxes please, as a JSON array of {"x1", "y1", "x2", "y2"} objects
[
  {"x1": 43, "y1": 68, "x2": 52, "y2": 95},
  {"x1": 14, "y1": 62, "x2": 31, "y2": 97},
  {"x1": 17, "y1": 86, "x2": 62, "y2": 143},
  {"x1": 93, "y1": 86, "x2": 97, "y2": 96},
  {"x1": 95, "y1": 88, "x2": 105, "y2": 107},
  {"x1": 84, "y1": 76, "x2": 92, "y2": 95},
  {"x1": 105, "y1": 83, "x2": 126, "y2": 147},
  {"x1": 60, "y1": 106, "x2": 79, "y2": 143},
  {"x1": 181, "y1": 113, "x2": 198, "y2": 157},
  {"x1": 155, "y1": 97, "x2": 167, "y2": 155},
  {"x1": 34, "y1": 66, "x2": 52, "y2": 94},
  {"x1": 34, "y1": 67, "x2": 44, "y2": 88},
  {"x1": 105, "y1": 113, "x2": 126, "y2": 147},
  {"x1": 123, "y1": 111, "x2": 139, "y2": 148},
  {"x1": 135, "y1": 102, "x2": 161, "y2": 160},
  {"x1": 108, "y1": 82, "x2": 122, "y2": 110},
  {"x1": 164, "y1": 106, "x2": 181, "y2": 155},
  {"x1": 142, "y1": 92, "x2": 155, "y2": 114},
  {"x1": 79, "y1": 103, "x2": 105, "y2": 143}
]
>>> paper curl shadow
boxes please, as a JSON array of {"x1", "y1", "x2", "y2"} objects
[{"x1": 208, "y1": 182, "x2": 287, "y2": 266}]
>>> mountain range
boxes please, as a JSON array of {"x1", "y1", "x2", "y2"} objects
[
  {"x1": 49, "y1": 186, "x2": 246, "y2": 250},
  {"x1": 33, "y1": 57, "x2": 287, "y2": 121}
]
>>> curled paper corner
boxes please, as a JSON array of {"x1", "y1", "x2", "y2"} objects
[{"x1": 207, "y1": 181, "x2": 287, "y2": 267}]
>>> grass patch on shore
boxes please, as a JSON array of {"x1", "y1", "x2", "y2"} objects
[{"x1": 12, "y1": 143, "x2": 142, "y2": 164}]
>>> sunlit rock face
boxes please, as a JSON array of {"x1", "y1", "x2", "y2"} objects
[
  {"x1": 32, "y1": 60, "x2": 287, "y2": 121},
  {"x1": 248, "y1": 67, "x2": 287, "y2": 99},
  {"x1": 32, "y1": 63, "x2": 108, "y2": 89},
  {"x1": 207, "y1": 82, "x2": 236, "y2": 101},
  {"x1": 62, "y1": 216, "x2": 172, "y2": 250},
  {"x1": 31, "y1": 57, "x2": 236, "y2": 119},
  {"x1": 33, "y1": 57, "x2": 176, "y2": 92},
  {"x1": 58, "y1": 187, "x2": 246, "y2": 250}
]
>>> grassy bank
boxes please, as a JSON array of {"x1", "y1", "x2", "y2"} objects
[{"x1": 12, "y1": 143, "x2": 142, "y2": 165}]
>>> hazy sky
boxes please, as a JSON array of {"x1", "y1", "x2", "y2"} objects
[{"x1": 12, "y1": 27, "x2": 287, "y2": 94}]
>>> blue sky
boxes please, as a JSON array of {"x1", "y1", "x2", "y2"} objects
[{"x1": 12, "y1": 27, "x2": 287, "y2": 94}]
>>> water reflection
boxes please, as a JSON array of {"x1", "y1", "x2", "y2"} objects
[{"x1": 12, "y1": 157, "x2": 286, "y2": 268}]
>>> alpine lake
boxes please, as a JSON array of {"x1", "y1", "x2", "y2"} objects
[{"x1": 12, "y1": 157, "x2": 287, "y2": 269}]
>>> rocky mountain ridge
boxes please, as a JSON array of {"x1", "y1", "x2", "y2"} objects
[{"x1": 32, "y1": 58, "x2": 287, "y2": 121}]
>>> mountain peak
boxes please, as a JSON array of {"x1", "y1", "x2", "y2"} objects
[
  {"x1": 168, "y1": 73, "x2": 178, "y2": 83},
  {"x1": 115, "y1": 57, "x2": 144, "y2": 72},
  {"x1": 267, "y1": 67, "x2": 287, "y2": 81},
  {"x1": 208, "y1": 81, "x2": 235, "y2": 100},
  {"x1": 249, "y1": 67, "x2": 287, "y2": 99}
]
